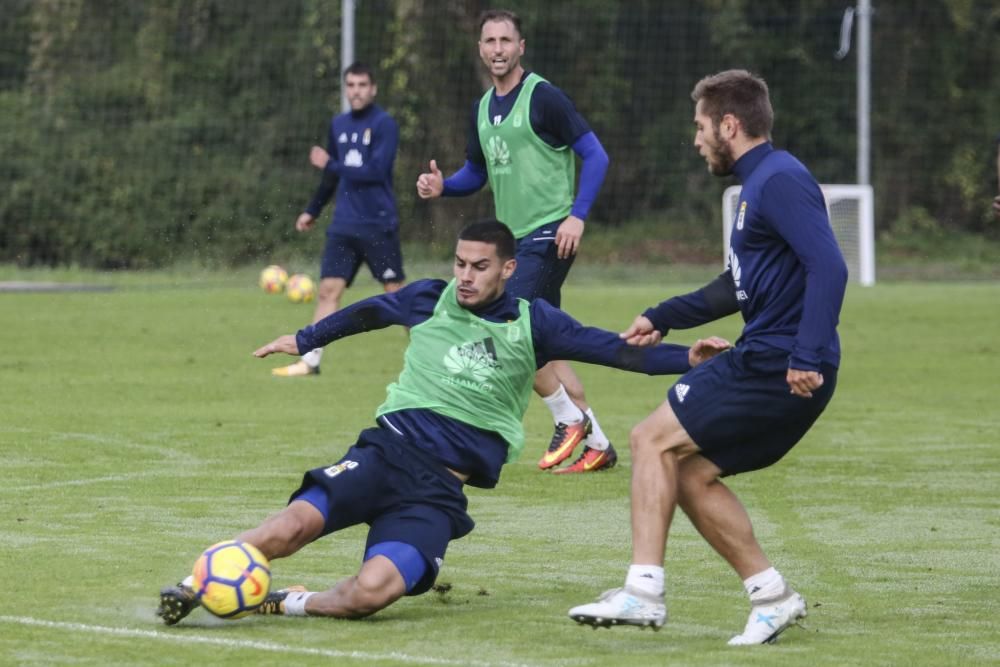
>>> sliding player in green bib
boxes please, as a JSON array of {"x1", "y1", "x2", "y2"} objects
[{"x1": 157, "y1": 220, "x2": 729, "y2": 625}]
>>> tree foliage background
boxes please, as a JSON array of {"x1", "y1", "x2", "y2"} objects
[{"x1": 1, "y1": 0, "x2": 998, "y2": 268}]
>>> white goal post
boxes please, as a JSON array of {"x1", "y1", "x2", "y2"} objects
[{"x1": 722, "y1": 184, "x2": 876, "y2": 286}]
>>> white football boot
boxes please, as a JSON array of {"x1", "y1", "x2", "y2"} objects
[
  {"x1": 568, "y1": 586, "x2": 667, "y2": 629},
  {"x1": 727, "y1": 587, "x2": 807, "y2": 645}
]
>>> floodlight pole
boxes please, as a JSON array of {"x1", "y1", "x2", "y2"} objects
[
  {"x1": 341, "y1": 0, "x2": 356, "y2": 113},
  {"x1": 857, "y1": 0, "x2": 871, "y2": 186}
]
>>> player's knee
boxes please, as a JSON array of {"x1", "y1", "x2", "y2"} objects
[
  {"x1": 349, "y1": 569, "x2": 403, "y2": 616},
  {"x1": 629, "y1": 421, "x2": 669, "y2": 458},
  {"x1": 317, "y1": 285, "x2": 340, "y2": 304},
  {"x1": 258, "y1": 503, "x2": 324, "y2": 557}
]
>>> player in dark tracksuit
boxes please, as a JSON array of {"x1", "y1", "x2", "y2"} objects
[
  {"x1": 570, "y1": 70, "x2": 848, "y2": 646},
  {"x1": 273, "y1": 62, "x2": 405, "y2": 378}
]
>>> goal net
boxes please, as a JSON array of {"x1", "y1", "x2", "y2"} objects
[{"x1": 722, "y1": 184, "x2": 875, "y2": 286}]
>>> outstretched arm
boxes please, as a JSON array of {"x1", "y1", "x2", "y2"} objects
[
  {"x1": 641, "y1": 271, "x2": 740, "y2": 337},
  {"x1": 252, "y1": 280, "x2": 444, "y2": 359},
  {"x1": 530, "y1": 300, "x2": 730, "y2": 375}
]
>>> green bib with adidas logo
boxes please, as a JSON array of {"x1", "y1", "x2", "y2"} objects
[
  {"x1": 376, "y1": 280, "x2": 535, "y2": 462},
  {"x1": 477, "y1": 73, "x2": 575, "y2": 239}
]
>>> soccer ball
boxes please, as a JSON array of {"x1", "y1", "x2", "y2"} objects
[
  {"x1": 191, "y1": 540, "x2": 271, "y2": 619},
  {"x1": 259, "y1": 265, "x2": 288, "y2": 294},
  {"x1": 285, "y1": 274, "x2": 316, "y2": 304}
]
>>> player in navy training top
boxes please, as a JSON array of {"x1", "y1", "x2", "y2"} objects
[
  {"x1": 417, "y1": 9, "x2": 617, "y2": 475},
  {"x1": 273, "y1": 62, "x2": 406, "y2": 378},
  {"x1": 570, "y1": 70, "x2": 848, "y2": 646},
  {"x1": 156, "y1": 220, "x2": 731, "y2": 625}
]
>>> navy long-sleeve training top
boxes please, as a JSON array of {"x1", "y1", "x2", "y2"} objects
[
  {"x1": 305, "y1": 104, "x2": 399, "y2": 230},
  {"x1": 644, "y1": 143, "x2": 847, "y2": 371},
  {"x1": 295, "y1": 279, "x2": 691, "y2": 487}
]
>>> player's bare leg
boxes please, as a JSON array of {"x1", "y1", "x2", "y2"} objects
[
  {"x1": 628, "y1": 401, "x2": 698, "y2": 564},
  {"x1": 676, "y1": 455, "x2": 770, "y2": 578},
  {"x1": 236, "y1": 500, "x2": 326, "y2": 560},
  {"x1": 273, "y1": 277, "x2": 346, "y2": 376},
  {"x1": 676, "y1": 455, "x2": 806, "y2": 644},
  {"x1": 257, "y1": 555, "x2": 407, "y2": 619},
  {"x1": 157, "y1": 501, "x2": 324, "y2": 625},
  {"x1": 569, "y1": 401, "x2": 694, "y2": 627}
]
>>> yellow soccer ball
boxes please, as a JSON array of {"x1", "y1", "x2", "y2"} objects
[
  {"x1": 192, "y1": 540, "x2": 271, "y2": 619},
  {"x1": 285, "y1": 274, "x2": 316, "y2": 304},
  {"x1": 259, "y1": 265, "x2": 288, "y2": 294}
]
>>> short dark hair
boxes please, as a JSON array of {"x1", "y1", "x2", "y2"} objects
[
  {"x1": 691, "y1": 69, "x2": 773, "y2": 140},
  {"x1": 478, "y1": 9, "x2": 522, "y2": 37},
  {"x1": 458, "y1": 219, "x2": 516, "y2": 261},
  {"x1": 343, "y1": 61, "x2": 375, "y2": 84}
]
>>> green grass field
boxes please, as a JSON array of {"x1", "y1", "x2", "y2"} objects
[{"x1": 2, "y1": 269, "x2": 998, "y2": 666}]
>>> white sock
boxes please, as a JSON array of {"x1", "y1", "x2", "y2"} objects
[
  {"x1": 282, "y1": 590, "x2": 317, "y2": 616},
  {"x1": 582, "y1": 408, "x2": 609, "y2": 450},
  {"x1": 541, "y1": 385, "x2": 584, "y2": 425},
  {"x1": 743, "y1": 567, "x2": 786, "y2": 603},
  {"x1": 626, "y1": 564, "x2": 664, "y2": 598},
  {"x1": 181, "y1": 575, "x2": 194, "y2": 589},
  {"x1": 301, "y1": 348, "x2": 323, "y2": 368}
]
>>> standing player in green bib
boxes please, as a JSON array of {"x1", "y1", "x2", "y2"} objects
[{"x1": 417, "y1": 9, "x2": 614, "y2": 474}]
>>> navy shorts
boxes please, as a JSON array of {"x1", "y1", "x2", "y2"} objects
[
  {"x1": 505, "y1": 220, "x2": 575, "y2": 308},
  {"x1": 667, "y1": 345, "x2": 838, "y2": 475},
  {"x1": 289, "y1": 426, "x2": 473, "y2": 595},
  {"x1": 321, "y1": 225, "x2": 405, "y2": 286}
]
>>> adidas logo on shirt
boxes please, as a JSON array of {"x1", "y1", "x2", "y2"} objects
[{"x1": 674, "y1": 383, "x2": 690, "y2": 403}]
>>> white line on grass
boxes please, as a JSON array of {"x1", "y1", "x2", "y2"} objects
[
  {"x1": 0, "y1": 616, "x2": 534, "y2": 667},
  {"x1": 8, "y1": 472, "x2": 163, "y2": 492}
]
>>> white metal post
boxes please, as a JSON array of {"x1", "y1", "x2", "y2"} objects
[
  {"x1": 341, "y1": 0, "x2": 356, "y2": 113},
  {"x1": 857, "y1": 0, "x2": 871, "y2": 186}
]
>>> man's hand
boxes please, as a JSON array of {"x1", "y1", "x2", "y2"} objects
[
  {"x1": 620, "y1": 315, "x2": 662, "y2": 347},
  {"x1": 688, "y1": 336, "x2": 731, "y2": 367},
  {"x1": 993, "y1": 194, "x2": 1000, "y2": 218},
  {"x1": 253, "y1": 335, "x2": 300, "y2": 358},
  {"x1": 416, "y1": 159, "x2": 444, "y2": 199},
  {"x1": 787, "y1": 368, "x2": 824, "y2": 398},
  {"x1": 555, "y1": 215, "x2": 584, "y2": 259},
  {"x1": 310, "y1": 145, "x2": 330, "y2": 170},
  {"x1": 295, "y1": 212, "x2": 315, "y2": 232}
]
